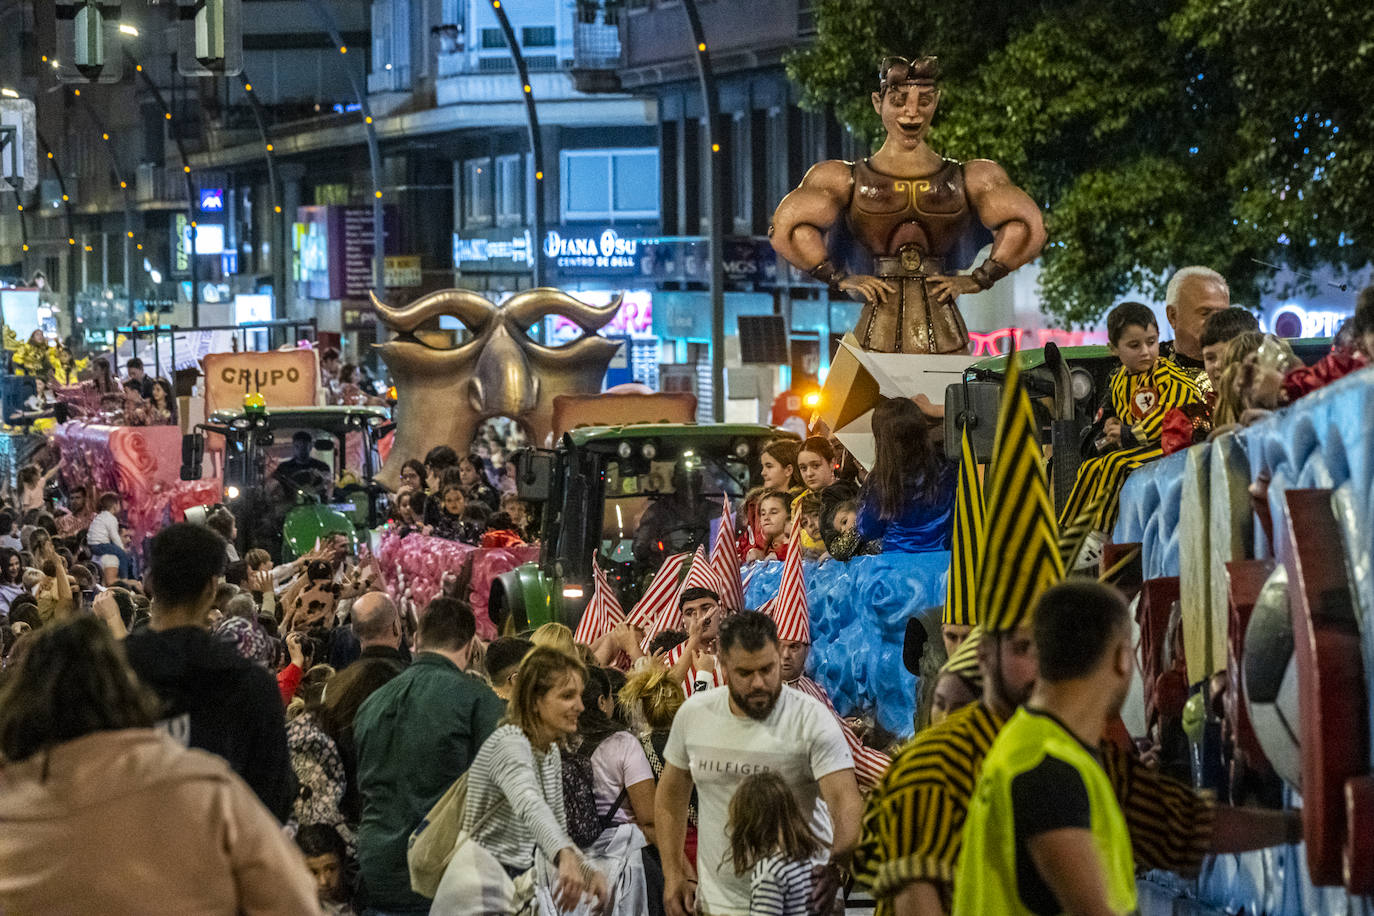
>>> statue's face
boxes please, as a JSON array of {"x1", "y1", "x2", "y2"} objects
[{"x1": 871, "y1": 82, "x2": 940, "y2": 150}]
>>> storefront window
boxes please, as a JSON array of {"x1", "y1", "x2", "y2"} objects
[{"x1": 465, "y1": 158, "x2": 494, "y2": 227}]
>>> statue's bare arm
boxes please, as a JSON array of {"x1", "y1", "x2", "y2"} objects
[
  {"x1": 770, "y1": 160, "x2": 894, "y2": 306},
  {"x1": 963, "y1": 158, "x2": 1046, "y2": 270},
  {"x1": 926, "y1": 159, "x2": 1045, "y2": 305},
  {"x1": 770, "y1": 159, "x2": 851, "y2": 270}
]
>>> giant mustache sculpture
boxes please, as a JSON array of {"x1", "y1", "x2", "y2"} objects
[{"x1": 372, "y1": 287, "x2": 623, "y2": 489}]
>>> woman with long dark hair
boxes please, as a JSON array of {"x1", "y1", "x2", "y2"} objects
[
  {"x1": 147, "y1": 378, "x2": 176, "y2": 425},
  {"x1": 570, "y1": 666, "x2": 658, "y2": 915},
  {"x1": 577, "y1": 666, "x2": 656, "y2": 846},
  {"x1": 0, "y1": 548, "x2": 23, "y2": 615},
  {"x1": 398, "y1": 458, "x2": 428, "y2": 493},
  {"x1": 856, "y1": 397, "x2": 956, "y2": 553},
  {"x1": 89, "y1": 357, "x2": 117, "y2": 394},
  {"x1": 0, "y1": 617, "x2": 319, "y2": 913}
]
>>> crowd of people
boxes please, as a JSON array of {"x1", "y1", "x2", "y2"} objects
[
  {"x1": 4, "y1": 329, "x2": 177, "y2": 429},
  {"x1": 0, "y1": 265, "x2": 1368, "y2": 916},
  {"x1": 388, "y1": 445, "x2": 532, "y2": 549}
]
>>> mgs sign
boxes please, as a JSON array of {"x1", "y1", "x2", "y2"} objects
[{"x1": 543, "y1": 228, "x2": 639, "y2": 271}]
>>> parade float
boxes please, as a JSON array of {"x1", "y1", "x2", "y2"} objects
[
  {"x1": 369, "y1": 285, "x2": 660, "y2": 633},
  {"x1": 1110, "y1": 366, "x2": 1374, "y2": 913}
]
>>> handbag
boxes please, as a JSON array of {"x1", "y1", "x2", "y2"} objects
[
  {"x1": 408, "y1": 770, "x2": 505, "y2": 898},
  {"x1": 430, "y1": 829, "x2": 532, "y2": 916}
]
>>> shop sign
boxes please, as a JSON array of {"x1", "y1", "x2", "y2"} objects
[
  {"x1": 340, "y1": 207, "x2": 377, "y2": 299},
  {"x1": 1263, "y1": 303, "x2": 1351, "y2": 338},
  {"x1": 203, "y1": 349, "x2": 319, "y2": 415},
  {"x1": 544, "y1": 228, "x2": 640, "y2": 273},
  {"x1": 295, "y1": 205, "x2": 396, "y2": 301},
  {"x1": 199, "y1": 188, "x2": 225, "y2": 212},
  {"x1": 173, "y1": 213, "x2": 189, "y2": 276},
  {"x1": 384, "y1": 255, "x2": 422, "y2": 288},
  {"x1": 453, "y1": 230, "x2": 534, "y2": 270}
]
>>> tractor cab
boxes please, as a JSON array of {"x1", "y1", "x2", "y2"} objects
[
  {"x1": 181, "y1": 400, "x2": 395, "y2": 560},
  {"x1": 491, "y1": 423, "x2": 793, "y2": 632}
]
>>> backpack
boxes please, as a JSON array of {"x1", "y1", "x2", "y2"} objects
[{"x1": 562, "y1": 748, "x2": 630, "y2": 849}]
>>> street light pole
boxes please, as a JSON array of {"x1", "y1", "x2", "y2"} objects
[
  {"x1": 130, "y1": 55, "x2": 200, "y2": 326},
  {"x1": 67, "y1": 90, "x2": 136, "y2": 320},
  {"x1": 35, "y1": 131, "x2": 77, "y2": 319},
  {"x1": 235, "y1": 72, "x2": 287, "y2": 315},
  {"x1": 682, "y1": 0, "x2": 725, "y2": 422},
  {"x1": 302, "y1": 0, "x2": 386, "y2": 302},
  {"x1": 488, "y1": 0, "x2": 546, "y2": 288}
]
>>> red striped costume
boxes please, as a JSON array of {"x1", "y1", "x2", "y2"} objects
[
  {"x1": 790, "y1": 675, "x2": 891, "y2": 793},
  {"x1": 662, "y1": 642, "x2": 725, "y2": 697}
]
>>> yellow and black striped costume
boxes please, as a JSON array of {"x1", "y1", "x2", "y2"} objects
[
  {"x1": 853, "y1": 701, "x2": 1216, "y2": 914},
  {"x1": 1058, "y1": 358, "x2": 1205, "y2": 533}
]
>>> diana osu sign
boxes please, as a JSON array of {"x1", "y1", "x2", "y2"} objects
[{"x1": 203, "y1": 350, "x2": 320, "y2": 415}]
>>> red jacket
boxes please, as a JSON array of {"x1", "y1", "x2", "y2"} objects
[{"x1": 1282, "y1": 350, "x2": 1367, "y2": 402}]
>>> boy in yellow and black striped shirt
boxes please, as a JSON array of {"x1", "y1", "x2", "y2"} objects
[{"x1": 1059, "y1": 301, "x2": 1205, "y2": 536}]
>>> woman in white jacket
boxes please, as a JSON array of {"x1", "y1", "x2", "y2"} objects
[{"x1": 0, "y1": 616, "x2": 321, "y2": 916}]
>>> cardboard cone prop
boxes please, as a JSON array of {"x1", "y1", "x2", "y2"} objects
[
  {"x1": 573, "y1": 558, "x2": 624, "y2": 646},
  {"x1": 710, "y1": 495, "x2": 746, "y2": 613},
  {"x1": 770, "y1": 513, "x2": 810, "y2": 643},
  {"x1": 627, "y1": 552, "x2": 688, "y2": 628}
]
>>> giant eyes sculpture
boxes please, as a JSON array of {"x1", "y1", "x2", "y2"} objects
[{"x1": 372, "y1": 288, "x2": 623, "y2": 488}]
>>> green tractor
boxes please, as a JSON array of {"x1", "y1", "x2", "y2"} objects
[
  {"x1": 180, "y1": 402, "x2": 395, "y2": 560},
  {"x1": 489, "y1": 423, "x2": 793, "y2": 634}
]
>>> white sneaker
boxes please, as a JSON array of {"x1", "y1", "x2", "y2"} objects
[{"x1": 1073, "y1": 529, "x2": 1107, "y2": 573}]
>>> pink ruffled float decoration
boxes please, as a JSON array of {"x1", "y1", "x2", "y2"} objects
[
  {"x1": 52, "y1": 422, "x2": 223, "y2": 554},
  {"x1": 376, "y1": 531, "x2": 538, "y2": 640}
]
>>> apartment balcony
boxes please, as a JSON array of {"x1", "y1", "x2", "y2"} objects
[
  {"x1": 135, "y1": 164, "x2": 189, "y2": 208},
  {"x1": 570, "y1": 19, "x2": 623, "y2": 93}
]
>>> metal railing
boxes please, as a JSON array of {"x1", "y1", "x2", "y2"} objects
[{"x1": 115, "y1": 319, "x2": 320, "y2": 379}]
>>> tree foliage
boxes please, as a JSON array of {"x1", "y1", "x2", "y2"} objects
[{"x1": 786, "y1": 0, "x2": 1372, "y2": 327}]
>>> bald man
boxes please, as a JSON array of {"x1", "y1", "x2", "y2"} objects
[{"x1": 352, "y1": 591, "x2": 408, "y2": 671}]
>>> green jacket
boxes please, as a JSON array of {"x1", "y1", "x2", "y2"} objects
[{"x1": 354, "y1": 652, "x2": 505, "y2": 912}]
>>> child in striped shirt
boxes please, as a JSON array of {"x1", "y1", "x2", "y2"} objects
[{"x1": 728, "y1": 770, "x2": 820, "y2": 916}]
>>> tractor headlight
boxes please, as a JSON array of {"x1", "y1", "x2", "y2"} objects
[{"x1": 1070, "y1": 368, "x2": 1094, "y2": 403}]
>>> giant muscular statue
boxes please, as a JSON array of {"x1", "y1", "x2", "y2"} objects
[{"x1": 771, "y1": 56, "x2": 1047, "y2": 354}]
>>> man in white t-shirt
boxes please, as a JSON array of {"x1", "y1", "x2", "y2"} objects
[{"x1": 657, "y1": 611, "x2": 863, "y2": 916}]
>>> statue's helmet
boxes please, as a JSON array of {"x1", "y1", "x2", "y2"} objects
[{"x1": 879, "y1": 56, "x2": 940, "y2": 94}]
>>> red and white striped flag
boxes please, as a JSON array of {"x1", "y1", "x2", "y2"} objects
[
  {"x1": 710, "y1": 495, "x2": 745, "y2": 613},
  {"x1": 640, "y1": 546, "x2": 708, "y2": 651},
  {"x1": 770, "y1": 512, "x2": 810, "y2": 643},
  {"x1": 573, "y1": 558, "x2": 624, "y2": 646},
  {"x1": 627, "y1": 551, "x2": 688, "y2": 629}
]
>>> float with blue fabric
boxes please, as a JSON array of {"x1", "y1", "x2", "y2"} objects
[
  {"x1": 1112, "y1": 365, "x2": 1374, "y2": 914},
  {"x1": 745, "y1": 550, "x2": 949, "y2": 738}
]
